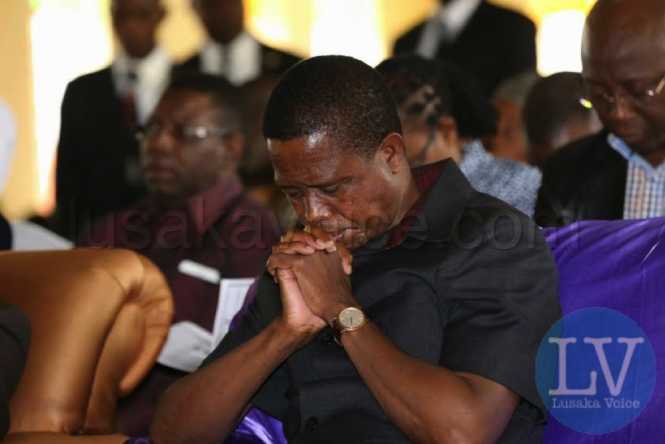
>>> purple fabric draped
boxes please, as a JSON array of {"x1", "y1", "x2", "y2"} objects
[
  {"x1": 542, "y1": 219, "x2": 665, "y2": 444},
  {"x1": 129, "y1": 219, "x2": 665, "y2": 444}
]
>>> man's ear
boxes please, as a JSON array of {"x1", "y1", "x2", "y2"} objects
[{"x1": 376, "y1": 132, "x2": 408, "y2": 174}]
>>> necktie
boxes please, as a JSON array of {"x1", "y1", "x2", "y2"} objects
[
  {"x1": 120, "y1": 69, "x2": 138, "y2": 130},
  {"x1": 220, "y1": 45, "x2": 231, "y2": 80},
  {"x1": 417, "y1": 20, "x2": 446, "y2": 59}
]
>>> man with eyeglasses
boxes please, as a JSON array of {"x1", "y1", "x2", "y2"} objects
[
  {"x1": 78, "y1": 73, "x2": 280, "y2": 436},
  {"x1": 535, "y1": 0, "x2": 665, "y2": 226}
]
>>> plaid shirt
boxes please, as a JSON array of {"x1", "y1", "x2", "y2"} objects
[
  {"x1": 608, "y1": 134, "x2": 665, "y2": 219},
  {"x1": 459, "y1": 140, "x2": 541, "y2": 217}
]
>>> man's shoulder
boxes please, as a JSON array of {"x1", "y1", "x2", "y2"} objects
[
  {"x1": 488, "y1": 155, "x2": 541, "y2": 187},
  {"x1": 67, "y1": 67, "x2": 112, "y2": 91},
  {"x1": 476, "y1": 2, "x2": 534, "y2": 30},
  {"x1": 258, "y1": 43, "x2": 301, "y2": 74},
  {"x1": 173, "y1": 53, "x2": 201, "y2": 75},
  {"x1": 542, "y1": 131, "x2": 622, "y2": 183},
  {"x1": 215, "y1": 192, "x2": 281, "y2": 243},
  {"x1": 393, "y1": 21, "x2": 427, "y2": 54}
]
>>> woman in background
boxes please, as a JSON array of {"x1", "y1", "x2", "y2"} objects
[{"x1": 376, "y1": 55, "x2": 542, "y2": 217}]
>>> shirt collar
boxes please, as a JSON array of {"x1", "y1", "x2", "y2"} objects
[
  {"x1": 458, "y1": 139, "x2": 491, "y2": 177},
  {"x1": 187, "y1": 175, "x2": 244, "y2": 238},
  {"x1": 435, "y1": 0, "x2": 482, "y2": 39},
  {"x1": 140, "y1": 175, "x2": 244, "y2": 240},
  {"x1": 607, "y1": 133, "x2": 665, "y2": 177},
  {"x1": 200, "y1": 32, "x2": 261, "y2": 85},
  {"x1": 112, "y1": 46, "x2": 171, "y2": 95},
  {"x1": 358, "y1": 159, "x2": 474, "y2": 254}
]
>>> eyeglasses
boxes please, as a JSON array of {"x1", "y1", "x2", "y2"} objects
[
  {"x1": 136, "y1": 121, "x2": 235, "y2": 145},
  {"x1": 583, "y1": 73, "x2": 665, "y2": 110}
]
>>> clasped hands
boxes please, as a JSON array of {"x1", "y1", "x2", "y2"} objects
[{"x1": 266, "y1": 228, "x2": 358, "y2": 341}]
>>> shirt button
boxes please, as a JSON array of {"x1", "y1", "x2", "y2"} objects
[{"x1": 305, "y1": 417, "x2": 319, "y2": 433}]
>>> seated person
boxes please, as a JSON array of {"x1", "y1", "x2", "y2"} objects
[
  {"x1": 490, "y1": 71, "x2": 540, "y2": 163},
  {"x1": 535, "y1": 0, "x2": 665, "y2": 226},
  {"x1": 523, "y1": 72, "x2": 602, "y2": 169},
  {"x1": 79, "y1": 73, "x2": 280, "y2": 436},
  {"x1": 376, "y1": 55, "x2": 542, "y2": 217},
  {"x1": 151, "y1": 56, "x2": 561, "y2": 444}
]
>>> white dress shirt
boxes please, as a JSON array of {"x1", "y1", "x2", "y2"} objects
[
  {"x1": 112, "y1": 46, "x2": 172, "y2": 125},
  {"x1": 416, "y1": 0, "x2": 483, "y2": 58},
  {"x1": 199, "y1": 32, "x2": 262, "y2": 86}
]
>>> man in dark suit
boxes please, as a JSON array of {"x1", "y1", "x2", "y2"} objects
[
  {"x1": 53, "y1": 0, "x2": 172, "y2": 240},
  {"x1": 393, "y1": 0, "x2": 536, "y2": 97},
  {"x1": 177, "y1": 0, "x2": 300, "y2": 86},
  {"x1": 535, "y1": 0, "x2": 665, "y2": 227}
]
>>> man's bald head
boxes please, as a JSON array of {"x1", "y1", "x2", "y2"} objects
[
  {"x1": 581, "y1": 0, "x2": 665, "y2": 164},
  {"x1": 583, "y1": 0, "x2": 665, "y2": 70}
]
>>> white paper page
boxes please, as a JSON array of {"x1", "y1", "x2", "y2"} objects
[
  {"x1": 157, "y1": 321, "x2": 213, "y2": 372},
  {"x1": 212, "y1": 278, "x2": 255, "y2": 348}
]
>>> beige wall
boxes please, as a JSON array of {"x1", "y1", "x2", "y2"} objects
[
  {"x1": 0, "y1": 0, "x2": 36, "y2": 219},
  {"x1": 0, "y1": 0, "x2": 595, "y2": 220}
]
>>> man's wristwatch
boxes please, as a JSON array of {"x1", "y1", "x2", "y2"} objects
[{"x1": 330, "y1": 306, "x2": 367, "y2": 344}]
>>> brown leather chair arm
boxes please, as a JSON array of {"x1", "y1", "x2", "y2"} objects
[
  {"x1": 0, "y1": 249, "x2": 173, "y2": 435},
  {"x1": 3, "y1": 432, "x2": 128, "y2": 444}
]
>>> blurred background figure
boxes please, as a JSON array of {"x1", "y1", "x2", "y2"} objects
[
  {"x1": 79, "y1": 74, "x2": 280, "y2": 436},
  {"x1": 178, "y1": 0, "x2": 300, "y2": 85},
  {"x1": 53, "y1": 0, "x2": 171, "y2": 240},
  {"x1": 489, "y1": 71, "x2": 540, "y2": 163},
  {"x1": 523, "y1": 72, "x2": 602, "y2": 169},
  {"x1": 536, "y1": 0, "x2": 665, "y2": 227},
  {"x1": 393, "y1": 0, "x2": 537, "y2": 98},
  {"x1": 377, "y1": 55, "x2": 541, "y2": 216}
]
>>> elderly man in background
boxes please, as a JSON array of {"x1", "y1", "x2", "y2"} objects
[{"x1": 536, "y1": 0, "x2": 665, "y2": 226}]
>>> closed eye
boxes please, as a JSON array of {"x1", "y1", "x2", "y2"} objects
[
  {"x1": 320, "y1": 184, "x2": 340, "y2": 195},
  {"x1": 282, "y1": 188, "x2": 303, "y2": 199}
]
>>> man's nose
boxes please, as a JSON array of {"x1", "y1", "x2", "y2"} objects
[
  {"x1": 608, "y1": 92, "x2": 637, "y2": 121},
  {"x1": 303, "y1": 192, "x2": 332, "y2": 226},
  {"x1": 144, "y1": 126, "x2": 175, "y2": 155}
]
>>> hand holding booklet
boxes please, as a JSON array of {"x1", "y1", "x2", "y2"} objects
[{"x1": 158, "y1": 277, "x2": 255, "y2": 372}]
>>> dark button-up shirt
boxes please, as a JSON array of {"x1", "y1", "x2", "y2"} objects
[
  {"x1": 79, "y1": 176, "x2": 280, "y2": 435},
  {"x1": 204, "y1": 160, "x2": 561, "y2": 444}
]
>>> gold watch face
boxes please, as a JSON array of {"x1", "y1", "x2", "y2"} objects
[{"x1": 339, "y1": 307, "x2": 365, "y2": 329}]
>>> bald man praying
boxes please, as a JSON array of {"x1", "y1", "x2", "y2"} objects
[{"x1": 536, "y1": 0, "x2": 665, "y2": 226}]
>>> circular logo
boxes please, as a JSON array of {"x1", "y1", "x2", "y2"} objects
[{"x1": 536, "y1": 307, "x2": 656, "y2": 435}]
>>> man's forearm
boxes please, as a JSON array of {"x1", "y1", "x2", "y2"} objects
[
  {"x1": 151, "y1": 320, "x2": 300, "y2": 444},
  {"x1": 341, "y1": 322, "x2": 517, "y2": 444}
]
